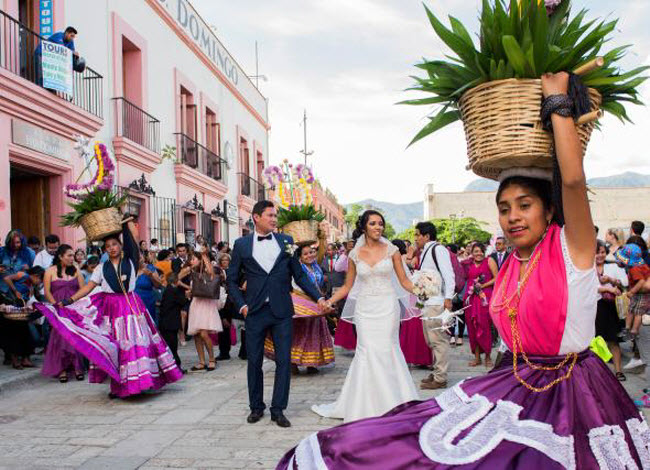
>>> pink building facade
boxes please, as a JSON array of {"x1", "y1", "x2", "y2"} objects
[
  {"x1": 312, "y1": 182, "x2": 346, "y2": 242},
  {"x1": 0, "y1": 0, "x2": 269, "y2": 249}
]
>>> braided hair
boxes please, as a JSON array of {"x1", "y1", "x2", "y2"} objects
[{"x1": 53, "y1": 244, "x2": 77, "y2": 279}]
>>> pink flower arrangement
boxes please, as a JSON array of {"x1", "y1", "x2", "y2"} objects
[
  {"x1": 545, "y1": 0, "x2": 562, "y2": 15},
  {"x1": 64, "y1": 143, "x2": 116, "y2": 199}
]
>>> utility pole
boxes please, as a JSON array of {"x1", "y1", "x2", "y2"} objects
[{"x1": 299, "y1": 109, "x2": 314, "y2": 166}]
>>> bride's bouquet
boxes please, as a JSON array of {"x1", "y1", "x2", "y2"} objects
[{"x1": 413, "y1": 271, "x2": 442, "y2": 309}]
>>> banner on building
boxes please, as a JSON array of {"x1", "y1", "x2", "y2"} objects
[
  {"x1": 41, "y1": 40, "x2": 73, "y2": 95},
  {"x1": 39, "y1": 0, "x2": 53, "y2": 36}
]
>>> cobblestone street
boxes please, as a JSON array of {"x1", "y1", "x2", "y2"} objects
[{"x1": 0, "y1": 340, "x2": 647, "y2": 469}]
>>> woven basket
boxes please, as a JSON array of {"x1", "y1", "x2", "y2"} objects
[
  {"x1": 79, "y1": 207, "x2": 122, "y2": 242},
  {"x1": 459, "y1": 78, "x2": 601, "y2": 180},
  {"x1": 281, "y1": 220, "x2": 319, "y2": 245}
]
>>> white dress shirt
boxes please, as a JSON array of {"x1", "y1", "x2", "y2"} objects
[
  {"x1": 33, "y1": 250, "x2": 54, "y2": 269},
  {"x1": 418, "y1": 241, "x2": 455, "y2": 305},
  {"x1": 253, "y1": 231, "x2": 281, "y2": 273}
]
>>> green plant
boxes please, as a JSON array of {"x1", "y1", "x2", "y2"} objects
[
  {"x1": 60, "y1": 190, "x2": 127, "y2": 227},
  {"x1": 403, "y1": 0, "x2": 648, "y2": 145},
  {"x1": 277, "y1": 205, "x2": 326, "y2": 228},
  {"x1": 397, "y1": 218, "x2": 491, "y2": 246},
  {"x1": 161, "y1": 144, "x2": 177, "y2": 161}
]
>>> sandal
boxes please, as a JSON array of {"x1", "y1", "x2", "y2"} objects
[
  {"x1": 206, "y1": 361, "x2": 216, "y2": 371},
  {"x1": 616, "y1": 372, "x2": 627, "y2": 382},
  {"x1": 485, "y1": 359, "x2": 494, "y2": 368},
  {"x1": 190, "y1": 364, "x2": 206, "y2": 371},
  {"x1": 12, "y1": 363, "x2": 24, "y2": 370},
  {"x1": 468, "y1": 359, "x2": 482, "y2": 367},
  {"x1": 59, "y1": 375, "x2": 68, "y2": 383},
  {"x1": 76, "y1": 373, "x2": 85, "y2": 381}
]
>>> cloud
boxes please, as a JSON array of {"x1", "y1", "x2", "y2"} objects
[{"x1": 194, "y1": 0, "x2": 650, "y2": 204}]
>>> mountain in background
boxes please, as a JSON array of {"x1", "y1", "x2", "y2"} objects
[
  {"x1": 345, "y1": 199, "x2": 422, "y2": 233},
  {"x1": 463, "y1": 172, "x2": 650, "y2": 192},
  {"x1": 347, "y1": 172, "x2": 649, "y2": 233}
]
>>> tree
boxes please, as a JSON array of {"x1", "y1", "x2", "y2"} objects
[
  {"x1": 345, "y1": 203, "x2": 396, "y2": 239},
  {"x1": 396, "y1": 217, "x2": 491, "y2": 247}
]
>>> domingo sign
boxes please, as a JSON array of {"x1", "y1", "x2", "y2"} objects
[{"x1": 158, "y1": 0, "x2": 240, "y2": 86}]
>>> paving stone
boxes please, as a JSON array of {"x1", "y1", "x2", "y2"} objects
[{"x1": 79, "y1": 455, "x2": 150, "y2": 469}]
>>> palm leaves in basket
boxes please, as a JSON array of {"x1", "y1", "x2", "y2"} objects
[
  {"x1": 277, "y1": 205, "x2": 325, "y2": 229},
  {"x1": 60, "y1": 189, "x2": 127, "y2": 227},
  {"x1": 403, "y1": 0, "x2": 648, "y2": 145}
]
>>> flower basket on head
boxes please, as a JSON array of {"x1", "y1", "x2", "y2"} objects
[
  {"x1": 460, "y1": 79, "x2": 602, "y2": 179},
  {"x1": 281, "y1": 219, "x2": 320, "y2": 245},
  {"x1": 403, "y1": 0, "x2": 648, "y2": 180},
  {"x1": 61, "y1": 139, "x2": 127, "y2": 240},
  {"x1": 264, "y1": 161, "x2": 325, "y2": 245}
]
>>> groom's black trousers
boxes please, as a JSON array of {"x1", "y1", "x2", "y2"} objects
[{"x1": 246, "y1": 303, "x2": 293, "y2": 416}]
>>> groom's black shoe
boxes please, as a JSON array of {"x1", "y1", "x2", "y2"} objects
[
  {"x1": 247, "y1": 410, "x2": 264, "y2": 424},
  {"x1": 271, "y1": 413, "x2": 292, "y2": 428}
]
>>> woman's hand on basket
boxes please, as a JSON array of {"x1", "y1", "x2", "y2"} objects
[{"x1": 541, "y1": 72, "x2": 569, "y2": 98}]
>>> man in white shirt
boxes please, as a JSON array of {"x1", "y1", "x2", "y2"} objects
[
  {"x1": 414, "y1": 222, "x2": 455, "y2": 390},
  {"x1": 227, "y1": 200, "x2": 329, "y2": 428},
  {"x1": 33, "y1": 234, "x2": 60, "y2": 269}
]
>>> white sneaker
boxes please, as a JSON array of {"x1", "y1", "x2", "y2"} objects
[
  {"x1": 623, "y1": 358, "x2": 645, "y2": 370},
  {"x1": 449, "y1": 337, "x2": 456, "y2": 345}
]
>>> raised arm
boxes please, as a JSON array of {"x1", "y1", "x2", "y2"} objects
[
  {"x1": 392, "y1": 252, "x2": 414, "y2": 293},
  {"x1": 542, "y1": 72, "x2": 595, "y2": 269}
]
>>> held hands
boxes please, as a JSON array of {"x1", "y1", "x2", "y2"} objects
[
  {"x1": 240, "y1": 305, "x2": 249, "y2": 318},
  {"x1": 444, "y1": 299, "x2": 453, "y2": 311},
  {"x1": 318, "y1": 298, "x2": 335, "y2": 314},
  {"x1": 541, "y1": 72, "x2": 569, "y2": 99}
]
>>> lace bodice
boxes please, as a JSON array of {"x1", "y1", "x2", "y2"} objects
[{"x1": 350, "y1": 244, "x2": 398, "y2": 297}]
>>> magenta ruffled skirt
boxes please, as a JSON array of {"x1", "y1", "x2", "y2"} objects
[
  {"x1": 35, "y1": 293, "x2": 183, "y2": 397},
  {"x1": 278, "y1": 350, "x2": 648, "y2": 469},
  {"x1": 399, "y1": 317, "x2": 432, "y2": 366}
]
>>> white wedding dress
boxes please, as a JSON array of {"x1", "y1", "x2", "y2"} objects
[{"x1": 312, "y1": 241, "x2": 419, "y2": 422}]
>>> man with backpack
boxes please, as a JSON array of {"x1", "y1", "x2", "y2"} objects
[{"x1": 414, "y1": 222, "x2": 458, "y2": 390}]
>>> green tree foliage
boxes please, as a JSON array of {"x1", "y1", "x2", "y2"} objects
[
  {"x1": 396, "y1": 218, "x2": 492, "y2": 247},
  {"x1": 345, "y1": 203, "x2": 396, "y2": 240}
]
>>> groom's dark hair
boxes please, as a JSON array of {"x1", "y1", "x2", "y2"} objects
[
  {"x1": 252, "y1": 200, "x2": 274, "y2": 217},
  {"x1": 415, "y1": 221, "x2": 437, "y2": 241}
]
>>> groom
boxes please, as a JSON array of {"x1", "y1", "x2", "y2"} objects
[{"x1": 227, "y1": 200, "x2": 329, "y2": 428}]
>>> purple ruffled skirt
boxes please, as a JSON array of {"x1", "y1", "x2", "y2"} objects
[
  {"x1": 277, "y1": 350, "x2": 649, "y2": 469},
  {"x1": 35, "y1": 293, "x2": 182, "y2": 397}
]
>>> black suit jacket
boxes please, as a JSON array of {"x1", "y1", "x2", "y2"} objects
[
  {"x1": 490, "y1": 251, "x2": 510, "y2": 270},
  {"x1": 226, "y1": 233, "x2": 322, "y2": 318},
  {"x1": 158, "y1": 285, "x2": 186, "y2": 330}
]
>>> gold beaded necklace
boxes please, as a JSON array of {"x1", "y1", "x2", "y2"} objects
[{"x1": 493, "y1": 248, "x2": 577, "y2": 393}]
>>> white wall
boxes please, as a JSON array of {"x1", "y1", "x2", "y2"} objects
[{"x1": 63, "y1": 0, "x2": 269, "y2": 242}]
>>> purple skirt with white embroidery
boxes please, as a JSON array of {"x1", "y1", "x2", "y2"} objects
[
  {"x1": 35, "y1": 293, "x2": 183, "y2": 398},
  {"x1": 277, "y1": 350, "x2": 648, "y2": 469}
]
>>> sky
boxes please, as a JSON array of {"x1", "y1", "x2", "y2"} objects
[{"x1": 194, "y1": 0, "x2": 650, "y2": 204}]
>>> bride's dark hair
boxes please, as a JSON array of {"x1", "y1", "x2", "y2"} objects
[
  {"x1": 53, "y1": 244, "x2": 77, "y2": 279},
  {"x1": 353, "y1": 210, "x2": 386, "y2": 240}
]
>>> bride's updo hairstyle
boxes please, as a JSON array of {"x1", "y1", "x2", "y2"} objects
[{"x1": 353, "y1": 210, "x2": 386, "y2": 241}]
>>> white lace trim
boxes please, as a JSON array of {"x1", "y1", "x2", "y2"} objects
[
  {"x1": 626, "y1": 418, "x2": 650, "y2": 468},
  {"x1": 294, "y1": 432, "x2": 328, "y2": 470},
  {"x1": 588, "y1": 424, "x2": 638, "y2": 470},
  {"x1": 419, "y1": 385, "x2": 575, "y2": 468}
]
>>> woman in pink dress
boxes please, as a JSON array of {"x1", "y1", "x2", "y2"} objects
[
  {"x1": 41, "y1": 244, "x2": 86, "y2": 382},
  {"x1": 464, "y1": 243, "x2": 498, "y2": 368}
]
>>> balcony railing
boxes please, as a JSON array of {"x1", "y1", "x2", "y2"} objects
[
  {"x1": 113, "y1": 97, "x2": 160, "y2": 154},
  {"x1": 239, "y1": 173, "x2": 266, "y2": 202},
  {"x1": 175, "y1": 133, "x2": 226, "y2": 182},
  {"x1": 0, "y1": 10, "x2": 103, "y2": 118}
]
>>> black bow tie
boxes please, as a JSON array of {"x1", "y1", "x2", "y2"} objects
[{"x1": 257, "y1": 234, "x2": 273, "y2": 242}]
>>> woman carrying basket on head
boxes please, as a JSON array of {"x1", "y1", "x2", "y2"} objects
[
  {"x1": 35, "y1": 219, "x2": 183, "y2": 398},
  {"x1": 276, "y1": 72, "x2": 648, "y2": 469}
]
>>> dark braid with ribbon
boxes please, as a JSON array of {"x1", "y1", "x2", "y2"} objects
[{"x1": 540, "y1": 73, "x2": 592, "y2": 227}]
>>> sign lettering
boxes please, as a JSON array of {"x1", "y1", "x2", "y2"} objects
[
  {"x1": 41, "y1": 40, "x2": 73, "y2": 95},
  {"x1": 39, "y1": 0, "x2": 53, "y2": 36}
]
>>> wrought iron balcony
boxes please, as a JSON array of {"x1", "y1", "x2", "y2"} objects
[
  {"x1": 175, "y1": 133, "x2": 226, "y2": 182},
  {"x1": 112, "y1": 97, "x2": 160, "y2": 153},
  {"x1": 0, "y1": 10, "x2": 103, "y2": 118},
  {"x1": 238, "y1": 173, "x2": 265, "y2": 201}
]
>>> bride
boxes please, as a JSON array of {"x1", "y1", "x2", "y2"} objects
[{"x1": 312, "y1": 210, "x2": 419, "y2": 422}]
